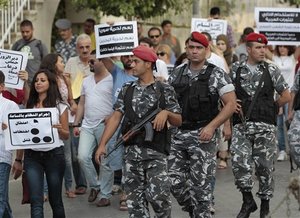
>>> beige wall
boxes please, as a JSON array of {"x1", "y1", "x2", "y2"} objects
[{"x1": 31, "y1": 0, "x2": 61, "y2": 50}]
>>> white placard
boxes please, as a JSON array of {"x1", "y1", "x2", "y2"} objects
[
  {"x1": 0, "y1": 49, "x2": 28, "y2": 89},
  {"x1": 191, "y1": 18, "x2": 227, "y2": 42},
  {"x1": 95, "y1": 21, "x2": 138, "y2": 58},
  {"x1": 4, "y1": 108, "x2": 60, "y2": 150},
  {"x1": 255, "y1": 7, "x2": 300, "y2": 45}
]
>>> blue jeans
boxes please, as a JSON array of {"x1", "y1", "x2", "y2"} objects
[
  {"x1": 277, "y1": 104, "x2": 288, "y2": 151},
  {"x1": 70, "y1": 126, "x2": 87, "y2": 189},
  {"x1": 24, "y1": 147, "x2": 66, "y2": 218},
  {"x1": 78, "y1": 122, "x2": 115, "y2": 199},
  {"x1": 0, "y1": 163, "x2": 12, "y2": 218},
  {"x1": 63, "y1": 137, "x2": 73, "y2": 191}
]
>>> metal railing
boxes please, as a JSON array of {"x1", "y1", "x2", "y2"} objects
[{"x1": 0, "y1": 0, "x2": 31, "y2": 49}]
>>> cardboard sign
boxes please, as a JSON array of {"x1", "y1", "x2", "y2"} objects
[
  {"x1": 255, "y1": 7, "x2": 300, "y2": 45},
  {"x1": 0, "y1": 49, "x2": 28, "y2": 89},
  {"x1": 4, "y1": 108, "x2": 60, "y2": 150},
  {"x1": 191, "y1": 18, "x2": 227, "y2": 42},
  {"x1": 95, "y1": 21, "x2": 138, "y2": 58}
]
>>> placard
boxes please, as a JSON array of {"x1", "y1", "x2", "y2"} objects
[
  {"x1": 4, "y1": 108, "x2": 60, "y2": 150},
  {"x1": 0, "y1": 49, "x2": 28, "y2": 89},
  {"x1": 191, "y1": 18, "x2": 227, "y2": 42},
  {"x1": 255, "y1": 7, "x2": 300, "y2": 45},
  {"x1": 95, "y1": 21, "x2": 138, "y2": 58}
]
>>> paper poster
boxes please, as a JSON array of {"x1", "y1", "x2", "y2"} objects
[
  {"x1": 191, "y1": 18, "x2": 227, "y2": 42},
  {"x1": 95, "y1": 21, "x2": 138, "y2": 58},
  {"x1": 0, "y1": 49, "x2": 28, "y2": 89},
  {"x1": 4, "y1": 108, "x2": 60, "y2": 150},
  {"x1": 255, "y1": 7, "x2": 300, "y2": 45}
]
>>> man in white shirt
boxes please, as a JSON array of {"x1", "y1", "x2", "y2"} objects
[
  {"x1": 73, "y1": 51, "x2": 115, "y2": 207},
  {"x1": 0, "y1": 71, "x2": 23, "y2": 217}
]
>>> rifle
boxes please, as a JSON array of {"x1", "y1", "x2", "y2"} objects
[{"x1": 104, "y1": 107, "x2": 161, "y2": 158}]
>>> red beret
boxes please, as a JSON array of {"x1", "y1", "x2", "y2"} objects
[
  {"x1": 132, "y1": 45, "x2": 157, "y2": 63},
  {"x1": 190, "y1": 31, "x2": 209, "y2": 47},
  {"x1": 246, "y1": 33, "x2": 268, "y2": 45}
]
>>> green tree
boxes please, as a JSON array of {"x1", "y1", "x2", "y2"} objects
[
  {"x1": 71, "y1": 0, "x2": 193, "y2": 20},
  {"x1": 0, "y1": 0, "x2": 9, "y2": 8}
]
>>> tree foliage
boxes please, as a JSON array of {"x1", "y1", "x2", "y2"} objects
[
  {"x1": 0, "y1": 0, "x2": 9, "y2": 8},
  {"x1": 71, "y1": 0, "x2": 193, "y2": 20}
]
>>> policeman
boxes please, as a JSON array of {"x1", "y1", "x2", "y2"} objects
[
  {"x1": 168, "y1": 32, "x2": 237, "y2": 218},
  {"x1": 231, "y1": 33, "x2": 291, "y2": 218},
  {"x1": 95, "y1": 45, "x2": 182, "y2": 218},
  {"x1": 288, "y1": 70, "x2": 300, "y2": 167}
]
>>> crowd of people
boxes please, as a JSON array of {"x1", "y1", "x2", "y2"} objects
[{"x1": 1, "y1": 5, "x2": 300, "y2": 218}]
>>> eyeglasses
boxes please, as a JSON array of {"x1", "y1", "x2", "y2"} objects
[
  {"x1": 150, "y1": 35, "x2": 160, "y2": 39},
  {"x1": 157, "y1": 52, "x2": 166, "y2": 57}
]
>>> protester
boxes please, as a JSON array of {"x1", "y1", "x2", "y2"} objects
[
  {"x1": 55, "y1": 18, "x2": 77, "y2": 63},
  {"x1": 156, "y1": 44, "x2": 174, "y2": 75},
  {"x1": 73, "y1": 51, "x2": 116, "y2": 206},
  {"x1": 65, "y1": 33, "x2": 94, "y2": 195},
  {"x1": 12, "y1": 19, "x2": 48, "y2": 85},
  {"x1": 231, "y1": 33, "x2": 291, "y2": 218},
  {"x1": 209, "y1": 6, "x2": 236, "y2": 48},
  {"x1": 161, "y1": 20, "x2": 182, "y2": 58},
  {"x1": 83, "y1": 18, "x2": 96, "y2": 51},
  {"x1": 24, "y1": 69, "x2": 69, "y2": 217},
  {"x1": 95, "y1": 45, "x2": 182, "y2": 217},
  {"x1": 0, "y1": 70, "x2": 23, "y2": 218},
  {"x1": 40, "y1": 53, "x2": 77, "y2": 198}
]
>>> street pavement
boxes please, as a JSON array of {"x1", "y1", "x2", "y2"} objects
[{"x1": 9, "y1": 159, "x2": 300, "y2": 218}]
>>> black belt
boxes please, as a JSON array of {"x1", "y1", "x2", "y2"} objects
[{"x1": 179, "y1": 121, "x2": 209, "y2": 130}]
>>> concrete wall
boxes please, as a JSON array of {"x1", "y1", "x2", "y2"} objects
[{"x1": 30, "y1": 0, "x2": 60, "y2": 50}]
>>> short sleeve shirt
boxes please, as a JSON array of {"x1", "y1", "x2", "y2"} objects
[
  {"x1": 231, "y1": 61, "x2": 289, "y2": 97},
  {"x1": 114, "y1": 81, "x2": 181, "y2": 117},
  {"x1": 169, "y1": 61, "x2": 235, "y2": 97}
]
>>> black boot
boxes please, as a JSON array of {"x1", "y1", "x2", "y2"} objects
[
  {"x1": 260, "y1": 199, "x2": 270, "y2": 218},
  {"x1": 237, "y1": 192, "x2": 258, "y2": 218}
]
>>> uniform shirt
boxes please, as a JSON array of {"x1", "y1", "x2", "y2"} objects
[
  {"x1": 231, "y1": 60, "x2": 289, "y2": 130},
  {"x1": 55, "y1": 35, "x2": 77, "y2": 63},
  {"x1": 291, "y1": 71, "x2": 300, "y2": 93},
  {"x1": 0, "y1": 94, "x2": 19, "y2": 165},
  {"x1": 169, "y1": 61, "x2": 234, "y2": 97},
  {"x1": 114, "y1": 80, "x2": 181, "y2": 118}
]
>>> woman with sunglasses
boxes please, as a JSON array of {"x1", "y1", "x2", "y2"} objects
[{"x1": 157, "y1": 44, "x2": 174, "y2": 75}]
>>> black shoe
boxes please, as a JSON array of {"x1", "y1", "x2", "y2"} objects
[
  {"x1": 237, "y1": 192, "x2": 258, "y2": 218},
  {"x1": 260, "y1": 199, "x2": 270, "y2": 218},
  {"x1": 88, "y1": 188, "x2": 99, "y2": 202}
]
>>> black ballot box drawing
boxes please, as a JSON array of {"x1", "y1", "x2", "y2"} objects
[{"x1": 7, "y1": 110, "x2": 56, "y2": 147}]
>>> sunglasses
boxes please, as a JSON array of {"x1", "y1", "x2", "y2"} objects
[
  {"x1": 150, "y1": 35, "x2": 160, "y2": 39},
  {"x1": 88, "y1": 59, "x2": 96, "y2": 65},
  {"x1": 157, "y1": 52, "x2": 166, "y2": 56}
]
